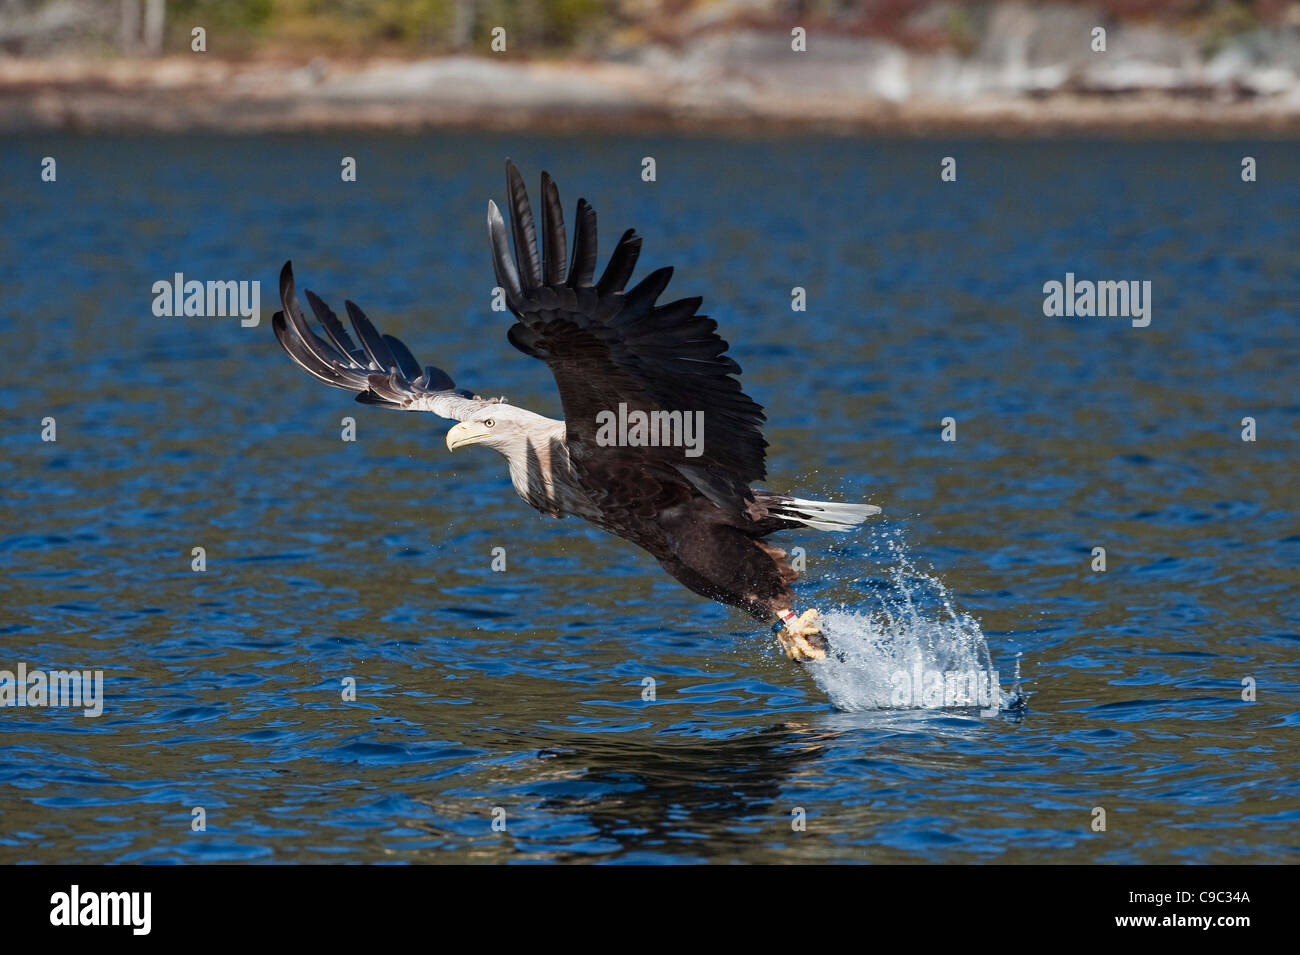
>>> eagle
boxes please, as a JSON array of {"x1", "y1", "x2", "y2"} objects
[{"x1": 272, "y1": 161, "x2": 879, "y2": 661}]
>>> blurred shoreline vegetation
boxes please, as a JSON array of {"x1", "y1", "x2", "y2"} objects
[
  {"x1": 0, "y1": 0, "x2": 1286, "y2": 61},
  {"x1": 5, "y1": 0, "x2": 615, "y2": 58},
  {"x1": 170, "y1": 0, "x2": 612, "y2": 57}
]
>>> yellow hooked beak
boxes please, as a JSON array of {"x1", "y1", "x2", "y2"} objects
[{"x1": 446, "y1": 421, "x2": 490, "y2": 451}]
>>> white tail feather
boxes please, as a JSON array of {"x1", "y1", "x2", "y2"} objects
[{"x1": 770, "y1": 496, "x2": 881, "y2": 532}]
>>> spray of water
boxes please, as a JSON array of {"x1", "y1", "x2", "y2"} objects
[{"x1": 806, "y1": 531, "x2": 1023, "y2": 714}]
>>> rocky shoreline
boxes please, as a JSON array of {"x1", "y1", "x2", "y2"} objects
[{"x1": 5, "y1": 23, "x2": 1300, "y2": 136}]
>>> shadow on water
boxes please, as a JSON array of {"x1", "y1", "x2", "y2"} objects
[{"x1": 515, "y1": 723, "x2": 833, "y2": 862}]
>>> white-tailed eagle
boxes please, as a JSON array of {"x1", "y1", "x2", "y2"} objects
[{"x1": 272, "y1": 161, "x2": 879, "y2": 660}]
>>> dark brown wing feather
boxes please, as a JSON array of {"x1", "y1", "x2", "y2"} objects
[{"x1": 488, "y1": 161, "x2": 768, "y2": 512}]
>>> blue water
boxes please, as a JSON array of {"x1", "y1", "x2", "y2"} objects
[{"x1": 1, "y1": 134, "x2": 1297, "y2": 862}]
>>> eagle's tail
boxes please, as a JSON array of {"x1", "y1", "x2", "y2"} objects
[{"x1": 761, "y1": 494, "x2": 881, "y2": 533}]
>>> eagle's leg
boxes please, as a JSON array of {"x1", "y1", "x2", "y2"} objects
[{"x1": 773, "y1": 608, "x2": 826, "y2": 662}]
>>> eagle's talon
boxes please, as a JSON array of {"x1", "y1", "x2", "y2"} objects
[{"x1": 776, "y1": 609, "x2": 826, "y2": 662}]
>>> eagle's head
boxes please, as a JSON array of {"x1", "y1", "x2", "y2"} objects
[{"x1": 445, "y1": 404, "x2": 549, "y2": 456}]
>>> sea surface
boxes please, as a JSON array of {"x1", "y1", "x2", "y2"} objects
[{"x1": 1, "y1": 134, "x2": 1297, "y2": 863}]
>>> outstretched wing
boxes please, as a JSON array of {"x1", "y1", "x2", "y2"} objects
[
  {"x1": 488, "y1": 161, "x2": 768, "y2": 503},
  {"x1": 271, "y1": 261, "x2": 495, "y2": 421}
]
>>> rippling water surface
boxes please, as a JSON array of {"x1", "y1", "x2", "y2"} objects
[{"x1": 1, "y1": 134, "x2": 1297, "y2": 863}]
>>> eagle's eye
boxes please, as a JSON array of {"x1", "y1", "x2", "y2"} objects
[{"x1": 484, "y1": 419, "x2": 495, "y2": 428}]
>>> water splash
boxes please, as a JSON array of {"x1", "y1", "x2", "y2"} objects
[{"x1": 808, "y1": 532, "x2": 1024, "y2": 715}]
